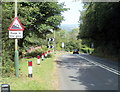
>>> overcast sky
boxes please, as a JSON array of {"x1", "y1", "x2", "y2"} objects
[{"x1": 58, "y1": 0, "x2": 83, "y2": 24}]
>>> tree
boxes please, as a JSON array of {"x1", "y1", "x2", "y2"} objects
[
  {"x1": 2, "y1": 2, "x2": 67, "y2": 75},
  {"x1": 78, "y1": 2, "x2": 120, "y2": 60}
]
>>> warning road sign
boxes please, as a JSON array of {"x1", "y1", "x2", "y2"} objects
[{"x1": 8, "y1": 17, "x2": 24, "y2": 31}]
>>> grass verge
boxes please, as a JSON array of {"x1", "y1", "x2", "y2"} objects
[{"x1": 1, "y1": 54, "x2": 58, "y2": 90}]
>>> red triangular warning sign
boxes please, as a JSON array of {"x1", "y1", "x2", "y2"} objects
[{"x1": 8, "y1": 17, "x2": 24, "y2": 31}]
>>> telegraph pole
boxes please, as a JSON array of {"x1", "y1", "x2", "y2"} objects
[{"x1": 14, "y1": 0, "x2": 19, "y2": 77}]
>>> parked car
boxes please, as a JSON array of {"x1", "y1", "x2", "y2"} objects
[{"x1": 73, "y1": 49, "x2": 79, "y2": 54}]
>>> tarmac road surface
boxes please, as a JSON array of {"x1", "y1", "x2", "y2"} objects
[{"x1": 56, "y1": 53, "x2": 119, "y2": 91}]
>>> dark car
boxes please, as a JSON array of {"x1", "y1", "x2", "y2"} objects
[{"x1": 73, "y1": 49, "x2": 79, "y2": 54}]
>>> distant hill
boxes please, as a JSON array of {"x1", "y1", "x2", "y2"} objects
[{"x1": 60, "y1": 24, "x2": 79, "y2": 32}]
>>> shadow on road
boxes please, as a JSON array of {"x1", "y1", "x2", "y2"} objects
[{"x1": 56, "y1": 54, "x2": 118, "y2": 90}]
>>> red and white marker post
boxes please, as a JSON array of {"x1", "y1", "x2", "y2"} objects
[
  {"x1": 28, "y1": 61, "x2": 32, "y2": 78},
  {"x1": 45, "y1": 52, "x2": 47, "y2": 57},
  {"x1": 37, "y1": 55, "x2": 40, "y2": 65},
  {"x1": 41, "y1": 53, "x2": 44, "y2": 61},
  {"x1": 48, "y1": 51, "x2": 50, "y2": 54}
]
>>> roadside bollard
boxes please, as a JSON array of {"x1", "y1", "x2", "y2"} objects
[
  {"x1": 41, "y1": 53, "x2": 44, "y2": 61},
  {"x1": 48, "y1": 50, "x2": 50, "y2": 53},
  {"x1": 37, "y1": 55, "x2": 40, "y2": 65},
  {"x1": 28, "y1": 61, "x2": 32, "y2": 78},
  {"x1": 45, "y1": 52, "x2": 47, "y2": 57}
]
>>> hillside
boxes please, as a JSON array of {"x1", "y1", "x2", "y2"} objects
[{"x1": 60, "y1": 24, "x2": 79, "y2": 31}]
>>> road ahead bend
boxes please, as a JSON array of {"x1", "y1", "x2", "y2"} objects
[{"x1": 56, "y1": 54, "x2": 119, "y2": 90}]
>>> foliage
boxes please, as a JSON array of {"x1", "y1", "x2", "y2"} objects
[
  {"x1": 2, "y1": 2, "x2": 67, "y2": 74},
  {"x1": 80, "y1": 45, "x2": 94, "y2": 54},
  {"x1": 24, "y1": 46, "x2": 50, "y2": 58},
  {"x1": 47, "y1": 28, "x2": 82, "y2": 52},
  {"x1": 78, "y1": 2, "x2": 120, "y2": 60},
  {"x1": 2, "y1": 57, "x2": 56, "y2": 90},
  {"x1": 25, "y1": 48, "x2": 43, "y2": 58},
  {"x1": 64, "y1": 28, "x2": 82, "y2": 52}
]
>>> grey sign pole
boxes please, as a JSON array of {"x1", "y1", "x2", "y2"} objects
[{"x1": 14, "y1": 0, "x2": 19, "y2": 77}]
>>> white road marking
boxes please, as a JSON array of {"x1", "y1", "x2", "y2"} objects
[{"x1": 76, "y1": 54, "x2": 120, "y2": 76}]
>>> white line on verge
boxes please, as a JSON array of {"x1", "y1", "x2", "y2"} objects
[{"x1": 76, "y1": 54, "x2": 120, "y2": 76}]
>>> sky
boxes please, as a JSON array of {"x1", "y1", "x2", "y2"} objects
[{"x1": 58, "y1": 0, "x2": 84, "y2": 25}]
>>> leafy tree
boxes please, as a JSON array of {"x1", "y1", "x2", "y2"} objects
[
  {"x1": 2, "y1": 2, "x2": 67, "y2": 75},
  {"x1": 78, "y1": 2, "x2": 120, "y2": 60}
]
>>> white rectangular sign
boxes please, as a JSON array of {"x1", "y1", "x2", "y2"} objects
[
  {"x1": 62, "y1": 42, "x2": 64, "y2": 48},
  {"x1": 9, "y1": 31, "x2": 23, "y2": 38}
]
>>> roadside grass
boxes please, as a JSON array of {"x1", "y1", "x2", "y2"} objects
[{"x1": 1, "y1": 54, "x2": 58, "y2": 90}]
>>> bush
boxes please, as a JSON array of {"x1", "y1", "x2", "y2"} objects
[
  {"x1": 81, "y1": 48, "x2": 94, "y2": 54},
  {"x1": 81, "y1": 48, "x2": 87, "y2": 53},
  {"x1": 47, "y1": 53, "x2": 53, "y2": 58},
  {"x1": 25, "y1": 48, "x2": 43, "y2": 58},
  {"x1": 24, "y1": 47, "x2": 53, "y2": 58}
]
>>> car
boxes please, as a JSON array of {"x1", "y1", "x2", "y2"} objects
[{"x1": 73, "y1": 49, "x2": 79, "y2": 54}]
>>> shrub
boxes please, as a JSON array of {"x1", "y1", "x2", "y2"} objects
[
  {"x1": 47, "y1": 53, "x2": 53, "y2": 58},
  {"x1": 81, "y1": 48, "x2": 94, "y2": 54},
  {"x1": 25, "y1": 48, "x2": 43, "y2": 58}
]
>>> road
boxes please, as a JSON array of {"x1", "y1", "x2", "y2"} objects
[{"x1": 56, "y1": 53, "x2": 119, "y2": 91}]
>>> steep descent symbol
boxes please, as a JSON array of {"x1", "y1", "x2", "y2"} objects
[
  {"x1": 8, "y1": 17, "x2": 24, "y2": 31},
  {"x1": 11, "y1": 23, "x2": 20, "y2": 29}
]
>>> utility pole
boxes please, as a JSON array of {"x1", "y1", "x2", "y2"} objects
[{"x1": 14, "y1": 0, "x2": 19, "y2": 77}]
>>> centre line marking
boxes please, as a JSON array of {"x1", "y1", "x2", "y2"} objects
[{"x1": 76, "y1": 54, "x2": 120, "y2": 76}]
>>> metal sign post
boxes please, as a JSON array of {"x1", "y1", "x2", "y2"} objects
[
  {"x1": 8, "y1": 0, "x2": 24, "y2": 77},
  {"x1": 15, "y1": 0, "x2": 19, "y2": 77}
]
